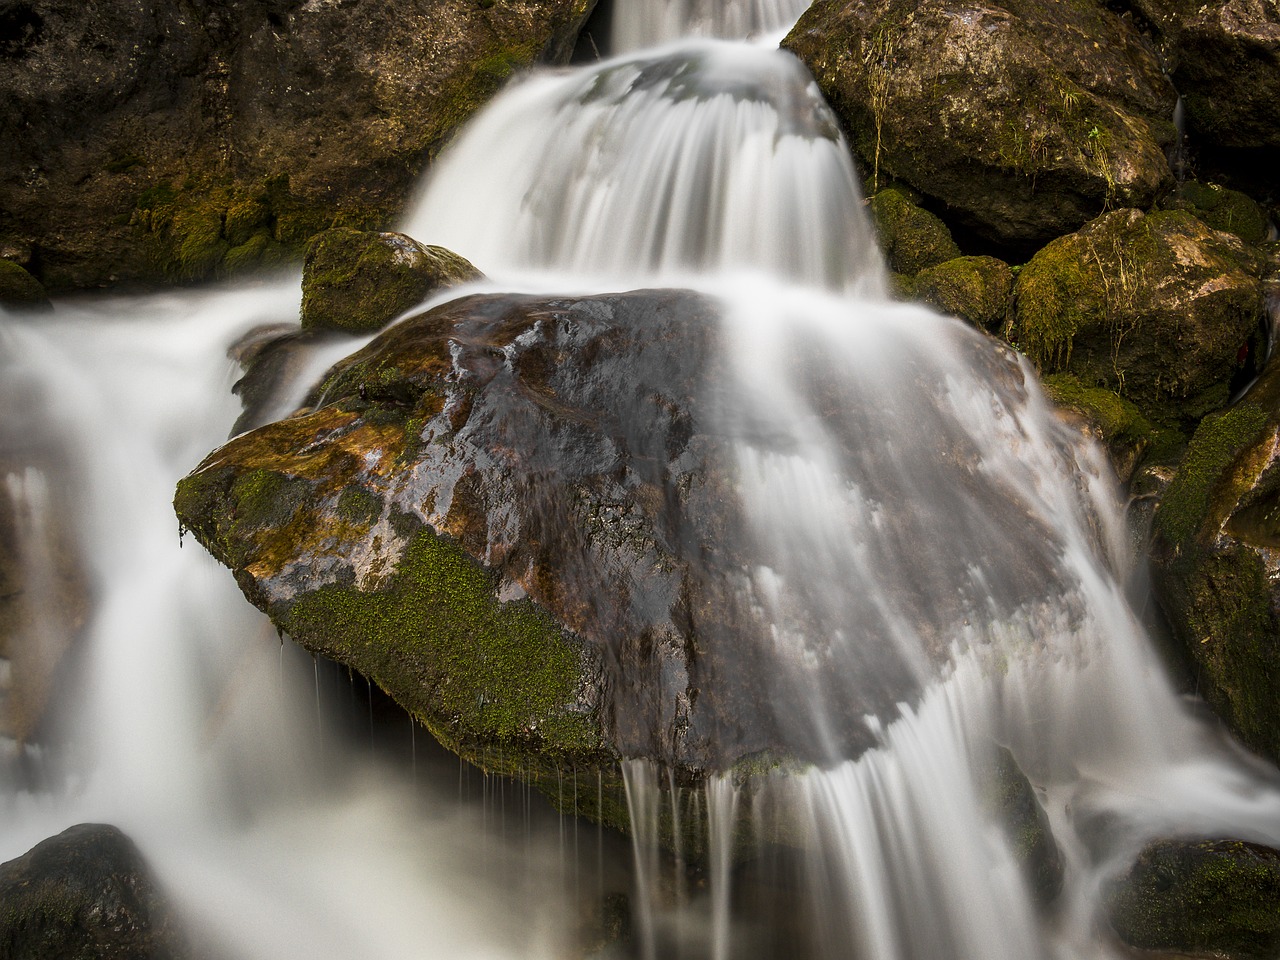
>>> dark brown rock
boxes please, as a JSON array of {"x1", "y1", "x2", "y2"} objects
[
  {"x1": 783, "y1": 0, "x2": 1177, "y2": 246},
  {"x1": 0, "y1": 0, "x2": 595, "y2": 291},
  {"x1": 0, "y1": 823, "x2": 189, "y2": 960}
]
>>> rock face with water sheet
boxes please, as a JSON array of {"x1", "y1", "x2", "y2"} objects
[
  {"x1": 0, "y1": 0, "x2": 595, "y2": 290},
  {"x1": 782, "y1": 0, "x2": 1178, "y2": 246},
  {"x1": 174, "y1": 289, "x2": 804, "y2": 818},
  {"x1": 175, "y1": 287, "x2": 1095, "y2": 828}
]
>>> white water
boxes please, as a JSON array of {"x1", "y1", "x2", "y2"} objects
[{"x1": 4, "y1": 1, "x2": 1280, "y2": 959}]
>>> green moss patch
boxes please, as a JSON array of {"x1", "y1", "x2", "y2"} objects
[{"x1": 1106, "y1": 838, "x2": 1280, "y2": 959}]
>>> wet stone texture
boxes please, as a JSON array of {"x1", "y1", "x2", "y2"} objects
[{"x1": 0, "y1": 823, "x2": 190, "y2": 960}]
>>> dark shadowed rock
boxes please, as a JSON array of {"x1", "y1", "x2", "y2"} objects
[
  {"x1": 0, "y1": 0, "x2": 595, "y2": 290},
  {"x1": 0, "y1": 823, "x2": 188, "y2": 959},
  {"x1": 0, "y1": 260, "x2": 50, "y2": 310},
  {"x1": 1105, "y1": 837, "x2": 1280, "y2": 959},
  {"x1": 783, "y1": 0, "x2": 1177, "y2": 246}
]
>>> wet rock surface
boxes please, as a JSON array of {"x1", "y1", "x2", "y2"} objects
[
  {"x1": 0, "y1": 823, "x2": 189, "y2": 960},
  {"x1": 783, "y1": 0, "x2": 1177, "y2": 246},
  {"x1": 175, "y1": 285, "x2": 1118, "y2": 838},
  {"x1": 1150, "y1": 359, "x2": 1280, "y2": 765}
]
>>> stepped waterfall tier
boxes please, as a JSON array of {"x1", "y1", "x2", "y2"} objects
[{"x1": 3, "y1": 0, "x2": 1280, "y2": 958}]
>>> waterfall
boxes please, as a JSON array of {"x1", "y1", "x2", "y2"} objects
[{"x1": 4, "y1": 0, "x2": 1280, "y2": 957}]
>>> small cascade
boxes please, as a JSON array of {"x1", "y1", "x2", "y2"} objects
[
  {"x1": 608, "y1": 0, "x2": 811, "y2": 52},
  {"x1": 403, "y1": 41, "x2": 886, "y2": 296}
]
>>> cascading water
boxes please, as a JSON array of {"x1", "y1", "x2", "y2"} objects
[{"x1": 3, "y1": 2, "x2": 1280, "y2": 960}]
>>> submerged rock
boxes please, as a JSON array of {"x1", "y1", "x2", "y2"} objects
[
  {"x1": 1150, "y1": 359, "x2": 1280, "y2": 764},
  {"x1": 1105, "y1": 837, "x2": 1280, "y2": 959},
  {"x1": 984, "y1": 746, "x2": 1064, "y2": 906},
  {"x1": 0, "y1": 823, "x2": 189, "y2": 959},
  {"x1": 0, "y1": 464, "x2": 88, "y2": 746},
  {"x1": 1008, "y1": 208, "x2": 1267, "y2": 427},
  {"x1": 299, "y1": 228, "x2": 482, "y2": 333},
  {"x1": 783, "y1": 0, "x2": 1177, "y2": 246},
  {"x1": 0, "y1": 0, "x2": 595, "y2": 290}
]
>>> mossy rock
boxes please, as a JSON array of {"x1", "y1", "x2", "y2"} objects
[
  {"x1": 1167, "y1": 181, "x2": 1269, "y2": 245},
  {"x1": 911, "y1": 255, "x2": 1012, "y2": 331},
  {"x1": 1105, "y1": 837, "x2": 1280, "y2": 959},
  {"x1": 867, "y1": 188, "x2": 961, "y2": 276},
  {"x1": 0, "y1": 0, "x2": 596, "y2": 290},
  {"x1": 0, "y1": 260, "x2": 51, "y2": 310},
  {"x1": 1041, "y1": 373, "x2": 1175, "y2": 482},
  {"x1": 1149, "y1": 358, "x2": 1280, "y2": 763},
  {"x1": 783, "y1": 0, "x2": 1176, "y2": 245},
  {"x1": 299, "y1": 228, "x2": 483, "y2": 333},
  {"x1": 1009, "y1": 208, "x2": 1267, "y2": 428}
]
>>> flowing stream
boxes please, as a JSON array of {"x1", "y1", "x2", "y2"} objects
[{"x1": 3, "y1": 1, "x2": 1280, "y2": 959}]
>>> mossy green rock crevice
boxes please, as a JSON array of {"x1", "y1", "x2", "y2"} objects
[
  {"x1": 1149, "y1": 359, "x2": 1280, "y2": 764},
  {"x1": 783, "y1": 0, "x2": 1176, "y2": 246},
  {"x1": 1008, "y1": 208, "x2": 1267, "y2": 428},
  {"x1": 1105, "y1": 837, "x2": 1280, "y2": 959},
  {"x1": 299, "y1": 228, "x2": 482, "y2": 333}
]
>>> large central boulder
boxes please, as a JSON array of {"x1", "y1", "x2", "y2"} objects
[{"x1": 175, "y1": 290, "x2": 809, "y2": 804}]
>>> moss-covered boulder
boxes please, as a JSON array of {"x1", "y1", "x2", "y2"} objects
[
  {"x1": 299, "y1": 229, "x2": 482, "y2": 333},
  {"x1": 867, "y1": 187, "x2": 961, "y2": 275},
  {"x1": 0, "y1": 0, "x2": 595, "y2": 291},
  {"x1": 911, "y1": 256, "x2": 1013, "y2": 332},
  {"x1": 0, "y1": 260, "x2": 50, "y2": 310},
  {"x1": 1166, "y1": 181, "x2": 1270, "y2": 246},
  {"x1": 0, "y1": 823, "x2": 190, "y2": 960},
  {"x1": 1008, "y1": 208, "x2": 1267, "y2": 427},
  {"x1": 1149, "y1": 358, "x2": 1280, "y2": 764},
  {"x1": 783, "y1": 0, "x2": 1177, "y2": 246},
  {"x1": 1105, "y1": 837, "x2": 1280, "y2": 959}
]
